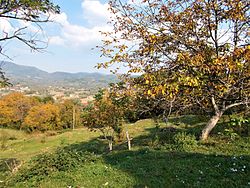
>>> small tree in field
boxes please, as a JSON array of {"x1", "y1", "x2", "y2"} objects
[
  {"x1": 98, "y1": 0, "x2": 250, "y2": 140},
  {"x1": 83, "y1": 90, "x2": 124, "y2": 151}
]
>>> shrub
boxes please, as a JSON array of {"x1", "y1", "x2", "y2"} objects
[
  {"x1": 82, "y1": 90, "x2": 124, "y2": 151},
  {"x1": 228, "y1": 115, "x2": 250, "y2": 136},
  {"x1": 222, "y1": 115, "x2": 250, "y2": 139},
  {"x1": 9, "y1": 148, "x2": 99, "y2": 184},
  {"x1": 223, "y1": 128, "x2": 239, "y2": 141},
  {"x1": 173, "y1": 132, "x2": 198, "y2": 151}
]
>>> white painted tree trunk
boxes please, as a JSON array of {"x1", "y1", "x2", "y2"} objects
[
  {"x1": 108, "y1": 141, "x2": 113, "y2": 151},
  {"x1": 126, "y1": 131, "x2": 131, "y2": 150}
]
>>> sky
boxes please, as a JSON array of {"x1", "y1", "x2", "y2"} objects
[
  {"x1": 0, "y1": 0, "x2": 240, "y2": 74},
  {"x1": 0, "y1": 0, "x2": 113, "y2": 73}
]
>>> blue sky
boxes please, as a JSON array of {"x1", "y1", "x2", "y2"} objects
[{"x1": 0, "y1": 0, "x2": 112, "y2": 73}]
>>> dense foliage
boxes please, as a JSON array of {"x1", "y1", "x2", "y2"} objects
[
  {"x1": 0, "y1": 92, "x2": 82, "y2": 132},
  {"x1": 98, "y1": 0, "x2": 250, "y2": 140}
]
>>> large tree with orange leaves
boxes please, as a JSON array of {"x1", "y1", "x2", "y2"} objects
[
  {"x1": 0, "y1": 92, "x2": 39, "y2": 128},
  {"x1": 98, "y1": 0, "x2": 250, "y2": 140},
  {"x1": 23, "y1": 103, "x2": 61, "y2": 132}
]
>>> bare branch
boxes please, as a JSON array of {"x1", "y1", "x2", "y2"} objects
[{"x1": 224, "y1": 101, "x2": 250, "y2": 111}]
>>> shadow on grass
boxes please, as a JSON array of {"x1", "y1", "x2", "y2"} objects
[
  {"x1": 57, "y1": 137, "x2": 250, "y2": 188},
  {"x1": 103, "y1": 150, "x2": 250, "y2": 188},
  {"x1": 62, "y1": 138, "x2": 108, "y2": 154},
  {"x1": 56, "y1": 125, "x2": 250, "y2": 188},
  {"x1": 169, "y1": 115, "x2": 208, "y2": 126},
  {"x1": 5, "y1": 116, "x2": 250, "y2": 188}
]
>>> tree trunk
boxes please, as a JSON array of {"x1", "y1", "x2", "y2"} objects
[
  {"x1": 72, "y1": 106, "x2": 75, "y2": 130},
  {"x1": 126, "y1": 131, "x2": 131, "y2": 150},
  {"x1": 108, "y1": 141, "x2": 113, "y2": 151},
  {"x1": 201, "y1": 112, "x2": 222, "y2": 141}
]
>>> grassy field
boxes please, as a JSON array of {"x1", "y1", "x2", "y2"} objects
[{"x1": 1, "y1": 116, "x2": 250, "y2": 188}]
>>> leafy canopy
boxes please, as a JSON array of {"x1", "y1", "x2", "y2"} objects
[{"x1": 98, "y1": 0, "x2": 250, "y2": 139}]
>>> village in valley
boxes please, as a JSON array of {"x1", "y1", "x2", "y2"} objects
[{"x1": 0, "y1": 84, "x2": 94, "y2": 105}]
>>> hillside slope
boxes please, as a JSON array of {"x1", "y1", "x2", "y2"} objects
[{"x1": 0, "y1": 61, "x2": 118, "y2": 89}]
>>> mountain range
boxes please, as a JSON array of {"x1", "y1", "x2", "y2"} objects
[{"x1": 0, "y1": 61, "x2": 118, "y2": 90}]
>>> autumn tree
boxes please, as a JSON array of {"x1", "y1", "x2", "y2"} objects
[
  {"x1": 82, "y1": 90, "x2": 124, "y2": 151},
  {"x1": 109, "y1": 81, "x2": 170, "y2": 122},
  {"x1": 0, "y1": 92, "x2": 38, "y2": 128},
  {"x1": 23, "y1": 103, "x2": 61, "y2": 132},
  {"x1": 98, "y1": 0, "x2": 250, "y2": 140}
]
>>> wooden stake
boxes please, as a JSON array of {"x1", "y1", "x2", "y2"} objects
[{"x1": 126, "y1": 131, "x2": 132, "y2": 150}]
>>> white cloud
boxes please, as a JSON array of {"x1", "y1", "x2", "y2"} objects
[
  {"x1": 217, "y1": 29, "x2": 234, "y2": 45},
  {"x1": 48, "y1": 0, "x2": 112, "y2": 48},
  {"x1": 17, "y1": 20, "x2": 45, "y2": 35},
  {"x1": 50, "y1": 12, "x2": 69, "y2": 26},
  {"x1": 49, "y1": 36, "x2": 65, "y2": 46},
  {"x1": 62, "y1": 24, "x2": 111, "y2": 47},
  {"x1": 81, "y1": 0, "x2": 110, "y2": 26},
  {"x1": 0, "y1": 18, "x2": 13, "y2": 34}
]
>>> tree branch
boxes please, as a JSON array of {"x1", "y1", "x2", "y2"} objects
[
  {"x1": 211, "y1": 96, "x2": 220, "y2": 114},
  {"x1": 0, "y1": 14, "x2": 51, "y2": 23},
  {"x1": 224, "y1": 101, "x2": 250, "y2": 111}
]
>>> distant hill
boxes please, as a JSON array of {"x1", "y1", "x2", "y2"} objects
[{"x1": 0, "y1": 61, "x2": 118, "y2": 90}]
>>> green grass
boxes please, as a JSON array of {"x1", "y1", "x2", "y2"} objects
[
  {"x1": 0, "y1": 128, "x2": 100, "y2": 161},
  {"x1": 1, "y1": 115, "x2": 250, "y2": 188}
]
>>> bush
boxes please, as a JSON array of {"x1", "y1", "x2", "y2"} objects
[
  {"x1": 223, "y1": 115, "x2": 250, "y2": 139},
  {"x1": 9, "y1": 148, "x2": 99, "y2": 184},
  {"x1": 173, "y1": 132, "x2": 198, "y2": 151},
  {"x1": 223, "y1": 128, "x2": 239, "y2": 141}
]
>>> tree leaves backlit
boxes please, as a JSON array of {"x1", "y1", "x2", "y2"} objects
[{"x1": 98, "y1": 0, "x2": 250, "y2": 140}]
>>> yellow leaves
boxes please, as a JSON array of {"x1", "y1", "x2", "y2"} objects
[
  {"x1": 96, "y1": 0, "x2": 250, "y2": 112},
  {"x1": 181, "y1": 76, "x2": 199, "y2": 87},
  {"x1": 235, "y1": 61, "x2": 243, "y2": 69},
  {"x1": 24, "y1": 103, "x2": 61, "y2": 131},
  {"x1": 234, "y1": 48, "x2": 244, "y2": 56},
  {"x1": 147, "y1": 34, "x2": 159, "y2": 45},
  {"x1": 130, "y1": 67, "x2": 142, "y2": 73},
  {"x1": 96, "y1": 63, "x2": 103, "y2": 69},
  {"x1": 105, "y1": 49, "x2": 113, "y2": 54},
  {"x1": 0, "y1": 92, "x2": 39, "y2": 126}
]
